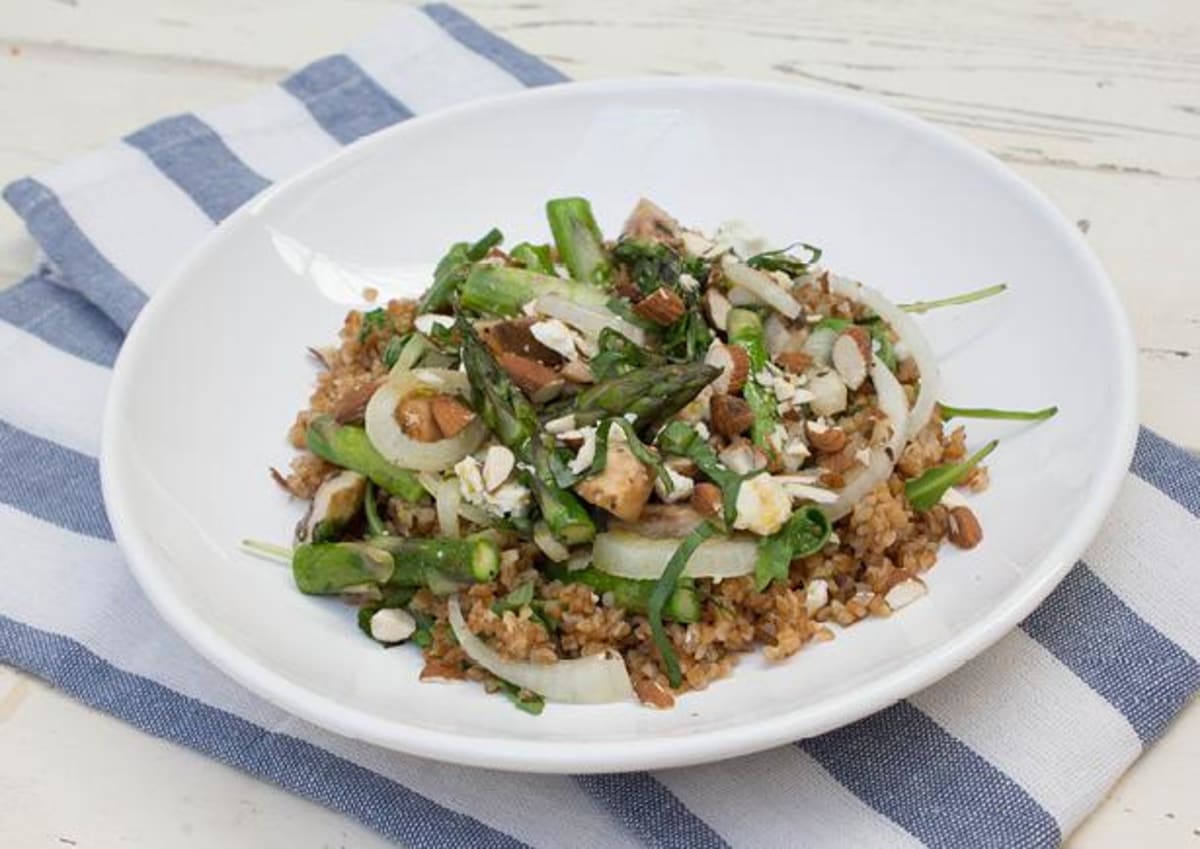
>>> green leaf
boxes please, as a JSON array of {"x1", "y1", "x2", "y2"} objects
[
  {"x1": 754, "y1": 507, "x2": 832, "y2": 591},
  {"x1": 611, "y1": 239, "x2": 682, "y2": 295},
  {"x1": 868, "y1": 321, "x2": 897, "y2": 371},
  {"x1": 812, "y1": 316, "x2": 853, "y2": 333},
  {"x1": 905, "y1": 440, "x2": 998, "y2": 511},
  {"x1": 493, "y1": 581, "x2": 536, "y2": 614},
  {"x1": 381, "y1": 335, "x2": 406, "y2": 370},
  {"x1": 363, "y1": 480, "x2": 387, "y2": 537},
  {"x1": 938, "y1": 404, "x2": 1058, "y2": 422},
  {"x1": 357, "y1": 308, "x2": 390, "y2": 342},
  {"x1": 649, "y1": 522, "x2": 719, "y2": 688},
  {"x1": 900, "y1": 283, "x2": 1007, "y2": 314},
  {"x1": 746, "y1": 242, "x2": 822, "y2": 274}
]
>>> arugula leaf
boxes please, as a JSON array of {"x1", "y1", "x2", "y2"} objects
[
  {"x1": 747, "y1": 242, "x2": 822, "y2": 275},
  {"x1": 492, "y1": 581, "x2": 535, "y2": 614},
  {"x1": 754, "y1": 507, "x2": 831, "y2": 591},
  {"x1": 905, "y1": 440, "x2": 998, "y2": 511}
]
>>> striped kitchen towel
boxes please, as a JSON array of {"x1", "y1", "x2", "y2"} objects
[{"x1": 2, "y1": 5, "x2": 1197, "y2": 848}]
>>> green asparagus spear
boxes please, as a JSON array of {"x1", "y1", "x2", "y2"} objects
[
  {"x1": 726, "y1": 308, "x2": 780, "y2": 457},
  {"x1": 509, "y1": 242, "x2": 556, "y2": 275},
  {"x1": 551, "y1": 566, "x2": 700, "y2": 623},
  {"x1": 546, "y1": 197, "x2": 611, "y2": 286},
  {"x1": 292, "y1": 536, "x2": 500, "y2": 596},
  {"x1": 459, "y1": 265, "x2": 609, "y2": 316},
  {"x1": 570, "y1": 362, "x2": 719, "y2": 431},
  {"x1": 458, "y1": 318, "x2": 597, "y2": 544},
  {"x1": 417, "y1": 228, "x2": 503, "y2": 313},
  {"x1": 656, "y1": 421, "x2": 743, "y2": 526},
  {"x1": 305, "y1": 416, "x2": 426, "y2": 502},
  {"x1": 754, "y1": 506, "x2": 831, "y2": 591}
]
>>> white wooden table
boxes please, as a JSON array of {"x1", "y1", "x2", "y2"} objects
[{"x1": 1, "y1": 1, "x2": 1197, "y2": 846}]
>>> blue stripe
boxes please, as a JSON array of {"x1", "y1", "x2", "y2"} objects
[
  {"x1": 576, "y1": 773, "x2": 730, "y2": 849},
  {"x1": 281, "y1": 55, "x2": 414, "y2": 145},
  {"x1": 0, "y1": 419, "x2": 111, "y2": 540},
  {"x1": 2, "y1": 178, "x2": 147, "y2": 332},
  {"x1": 0, "y1": 272, "x2": 122, "y2": 367},
  {"x1": 1022, "y1": 562, "x2": 1200, "y2": 743},
  {"x1": 1130, "y1": 427, "x2": 1200, "y2": 517},
  {"x1": 124, "y1": 114, "x2": 271, "y2": 222},
  {"x1": 0, "y1": 615, "x2": 530, "y2": 849},
  {"x1": 421, "y1": 4, "x2": 568, "y2": 87},
  {"x1": 801, "y1": 702, "x2": 1060, "y2": 849}
]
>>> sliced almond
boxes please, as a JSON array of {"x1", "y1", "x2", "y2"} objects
[
  {"x1": 395, "y1": 396, "x2": 442, "y2": 442},
  {"x1": 633, "y1": 287, "x2": 687, "y2": 325},
  {"x1": 805, "y1": 421, "x2": 847, "y2": 453},
  {"x1": 884, "y1": 578, "x2": 927, "y2": 610},
  {"x1": 703, "y1": 287, "x2": 732, "y2": 332},
  {"x1": 705, "y1": 342, "x2": 750, "y2": 394},
  {"x1": 497, "y1": 352, "x2": 565, "y2": 402},
  {"x1": 429, "y1": 394, "x2": 477, "y2": 439},
  {"x1": 832, "y1": 327, "x2": 871, "y2": 390},
  {"x1": 718, "y1": 440, "x2": 768, "y2": 475},
  {"x1": 710, "y1": 394, "x2": 754, "y2": 438},
  {"x1": 333, "y1": 378, "x2": 384, "y2": 424},
  {"x1": 482, "y1": 444, "x2": 516, "y2": 492},
  {"x1": 479, "y1": 318, "x2": 563, "y2": 366}
]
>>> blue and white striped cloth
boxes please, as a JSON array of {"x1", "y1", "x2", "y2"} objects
[{"x1": 2, "y1": 6, "x2": 1197, "y2": 847}]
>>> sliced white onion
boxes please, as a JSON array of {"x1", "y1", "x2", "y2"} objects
[
  {"x1": 720, "y1": 256, "x2": 802, "y2": 319},
  {"x1": 435, "y1": 477, "x2": 462, "y2": 538},
  {"x1": 364, "y1": 369, "x2": 486, "y2": 472},
  {"x1": 592, "y1": 531, "x2": 758, "y2": 580},
  {"x1": 448, "y1": 597, "x2": 635, "y2": 704},
  {"x1": 828, "y1": 274, "x2": 941, "y2": 440},
  {"x1": 533, "y1": 294, "x2": 648, "y2": 346},
  {"x1": 823, "y1": 358, "x2": 909, "y2": 522}
]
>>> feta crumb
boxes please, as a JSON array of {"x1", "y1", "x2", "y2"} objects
[
  {"x1": 369, "y1": 608, "x2": 416, "y2": 643},
  {"x1": 693, "y1": 421, "x2": 711, "y2": 441},
  {"x1": 805, "y1": 579, "x2": 830, "y2": 616},
  {"x1": 678, "y1": 272, "x2": 700, "y2": 292},
  {"x1": 489, "y1": 482, "x2": 532, "y2": 517},
  {"x1": 655, "y1": 466, "x2": 695, "y2": 504},
  {"x1": 733, "y1": 474, "x2": 792, "y2": 536},
  {"x1": 530, "y1": 319, "x2": 578, "y2": 360},
  {"x1": 454, "y1": 456, "x2": 485, "y2": 500}
]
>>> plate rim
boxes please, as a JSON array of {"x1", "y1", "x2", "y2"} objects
[{"x1": 101, "y1": 76, "x2": 1139, "y2": 773}]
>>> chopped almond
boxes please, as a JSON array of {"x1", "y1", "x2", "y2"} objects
[
  {"x1": 690, "y1": 482, "x2": 723, "y2": 518},
  {"x1": 705, "y1": 343, "x2": 749, "y2": 394},
  {"x1": 479, "y1": 319, "x2": 564, "y2": 366},
  {"x1": 498, "y1": 352, "x2": 565, "y2": 403},
  {"x1": 775, "y1": 350, "x2": 812, "y2": 374},
  {"x1": 559, "y1": 358, "x2": 594, "y2": 384},
  {"x1": 703, "y1": 288, "x2": 732, "y2": 332},
  {"x1": 710, "y1": 394, "x2": 754, "y2": 438},
  {"x1": 832, "y1": 327, "x2": 871, "y2": 390},
  {"x1": 395, "y1": 396, "x2": 442, "y2": 442},
  {"x1": 429, "y1": 394, "x2": 476, "y2": 438},
  {"x1": 805, "y1": 422, "x2": 847, "y2": 453},
  {"x1": 633, "y1": 287, "x2": 686, "y2": 325},
  {"x1": 333, "y1": 378, "x2": 383, "y2": 424}
]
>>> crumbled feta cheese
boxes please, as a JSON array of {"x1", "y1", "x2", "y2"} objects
[
  {"x1": 805, "y1": 579, "x2": 830, "y2": 615},
  {"x1": 369, "y1": 608, "x2": 416, "y2": 643},
  {"x1": 733, "y1": 474, "x2": 792, "y2": 536},
  {"x1": 414, "y1": 313, "x2": 455, "y2": 336},
  {"x1": 546, "y1": 414, "x2": 577, "y2": 434},
  {"x1": 530, "y1": 319, "x2": 578, "y2": 360},
  {"x1": 489, "y1": 482, "x2": 531, "y2": 517},
  {"x1": 678, "y1": 272, "x2": 701, "y2": 292},
  {"x1": 454, "y1": 456, "x2": 485, "y2": 499},
  {"x1": 885, "y1": 579, "x2": 927, "y2": 610},
  {"x1": 711, "y1": 220, "x2": 769, "y2": 259},
  {"x1": 654, "y1": 465, "x2": 695, "y2": 504},
  {"x1": 568, "y1": 426, "x2": 598, "y2": 475},
  {"x1": 693, "y1": 421, "x2": 711, "y2": 441}
]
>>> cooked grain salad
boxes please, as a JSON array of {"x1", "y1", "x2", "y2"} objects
[{"x1": 245, "y1": 198, "x2": 1056, "y2": 712}]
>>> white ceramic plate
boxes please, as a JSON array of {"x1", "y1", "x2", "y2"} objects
[{"x1": 102, "y1": 78, "x2": 1137, "y2": 773}]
